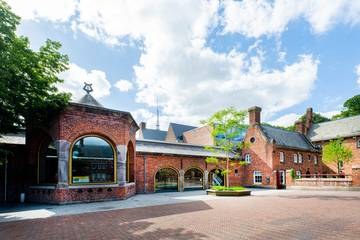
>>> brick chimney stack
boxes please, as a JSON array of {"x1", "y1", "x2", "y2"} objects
[
  {"x1": 140, "y1": 122, "x2": 146, "y2": 129},
  {"x1": 304, "y1": 107, "x2": 313, "y2": 135},
  {"x1": 248, "y1": 106, "x2": 262, "y2": 126},
  {"x1": 295, "y1": 120, "x2": 305, "y2": 134}
]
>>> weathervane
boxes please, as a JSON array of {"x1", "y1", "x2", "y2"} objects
[{"x1": 83, "y1": 82, "x2": 93, "y2": 95}]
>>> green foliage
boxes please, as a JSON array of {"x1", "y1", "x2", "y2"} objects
[
  {"x1": 332, "y1": 95, "x2": 360, "y2": 120},
  {"x1": 0, "y1": 1, "x2": 71, "y2": 134},
  {"x1": 201, "y1": 107, "x2": 248, "y2": 187},
  {"x1": 300, "y1": 112, "x2": 330, "y2": 124},
  {"x1": 290, "y1": 168, "x2": 296, "y2": 179},
  {"x1": 322, "y1": 138, "x2": 353, "y2": 173},
  {"x1": 210, "y1": 186, "x2": 246, "y2": 191}
]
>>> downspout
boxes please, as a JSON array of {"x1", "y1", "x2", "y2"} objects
[{"x1": 143, "y1": 154, "x2": 147, "y2": 193}]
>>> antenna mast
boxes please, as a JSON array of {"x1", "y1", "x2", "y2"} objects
[{"x1": 156, "y1": 97, "x2": 160, "y2": 130}]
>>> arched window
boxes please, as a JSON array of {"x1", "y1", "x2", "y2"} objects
[
  {"x1": 71, "y1": 136, "x2": 115, "y2": 184},
  {"x1": 38, "y1": 138, "x2": 58, "y2": 184},
  {"x1": 184, "y1": 168, "x2": 203, "y2": 190},
  {"x1": 126, "y1": 141, "x2": 135, "y2": 183},
  {"x1": 155, "y1": 168, "x2": 179, "y2": 192}
]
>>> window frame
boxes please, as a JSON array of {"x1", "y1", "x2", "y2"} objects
[
  {"x1": 357, "y1": 139, "x2": 360, "y2": 148},
  {"x1": 279, "y1": 152, "x2": 285, "y2": 163},
  {"x1": 298, "y1": 153, "x2": 303, "y2": 164},
  {"x1": 253, "y1": 171, "x2": 262, "y2": 184},
  {"x1": 293, "y1": 153, "x2": 298, "y2": 163},
  {"x1": 69, "y1": 135, "x2": 117, "y2": 185},
  {"x1": 314, "y1": 155, "x2": 318, "y2": 165},
  {"x1": 244, "y1": 153, "x2": 251, "y2": 164}
]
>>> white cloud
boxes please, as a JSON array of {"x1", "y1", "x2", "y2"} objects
[
  {"x1": 58, "y1": 63, "x2": 111, "y2": 100},
  {"x1": 131, "y1": 108, "x2": 171, "y2": 131},
  {"x1": 268, "y1": 113, "x2": 301, "y2": 127},
  {"x1": 9, "y1": 0, "x2": 328, "y2": 125},
  {"x1": 115, "y1": 80, "x2": 133, "y2": 92},
  {"x1": 222, "y1": 0, "x2": 360, "y2": 38},
  {"x1": 356, "y1": 64, "x2": 360, "y2": 87},
  {"x1": 319, "y1": 110, "x2": 340, "y2": 119},
  {"x1": 6, "y1": 0, "x2": 77, "y2": 22}
]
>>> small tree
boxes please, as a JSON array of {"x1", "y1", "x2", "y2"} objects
[
  {"x1": 201, "y1": 107, "x2": 248, "y2": 188},
  {"x1": 322, "y1": 138, "x2": 353, "y2": 174}
]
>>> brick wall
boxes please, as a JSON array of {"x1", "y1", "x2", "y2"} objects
[
  {"x1": 135, "y1": 153, "x2": 243, "y2": 193},
  {"x1": 183, "y1": 125, "x2": 214, "y2": 145},
  {"x1": 314, "y1": 136, "x2": 360, "y2": 175}
]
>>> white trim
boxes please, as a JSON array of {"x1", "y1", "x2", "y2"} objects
[
  {"x1": 279, "y1": 152, "x2": 285, "y2": 163},
  {"x1": 298, "y1": 153, "x2": 303, "y2": 164},
  {"x1": 253, "y1": 171, "x2": 262, "y2": 184},
  {"x1": 293, "y1": 153, "x2": 298, "y2": 163}
]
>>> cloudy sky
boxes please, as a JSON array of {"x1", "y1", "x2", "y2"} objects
[{"x1": 7, "y1": 0, "x2": 360, "y2": 129}]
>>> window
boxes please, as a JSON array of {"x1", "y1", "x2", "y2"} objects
[
  {"x1": 338, "y1": 160, "x2": 344, "y2": 170},
  {"x1": 253, "y1": 171, "x2": 262, "y2": 184},
  {"x1": 71, "y1": 136, "x2": 115, "y2": 184},
  {"x1": 296, "y1": 170, "x2": 302, "y2": 178},
  {"x1": 38, "y1": 139, "x2": 58, "y2": 184},
  {"x1": 298, "y1": 153, "x2": 303, "y2": 164},
  {"x1": 308, "y1": 155, "x2": 311, "y2": 161},
  {"x1": 126, "y1": 142, "x2": 135, "y2": 183},
  {"x1": 314, "y1": 155, "x2": 318, "y2": 165},
  {"x1": 357, "y1": 139, "x2": 360, "y2": 148},
  {"x1": 245, "y1": 154, "x2": 251, "y2": 163},
  {"x1": 279, "y1": 152, "x2": 285, "y2": 163},
  {"x1": 293, "y1": 153, "x2": 298, "y2": 163},
  {"x1": 250, "y1": 137, "x2": 256, "y2": 143}
]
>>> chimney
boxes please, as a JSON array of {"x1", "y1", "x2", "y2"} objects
[
  {"x1": 295, "y1": 120, "x2": 305, "y2": 134},
  {"x1": 248, "y1": 106, "x2": 262, "y2": 126},
  {"x1": 304, "y1": 107, "x2": 313, "y2": 135},
  {"x1": 140, "y1": 122, "x2": 146, "y2": 129}
]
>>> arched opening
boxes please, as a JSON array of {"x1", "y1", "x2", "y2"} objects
[
  {"x1": 38, "y1": 137, "x2": 58, "y2": 184},
  {"x1": 208, "y1": 169, "x2": 224, "y2": 187},
  {"x1": 155, "y1": 168, "x2": 179, "y2": 192},
  {"x1": 126, "y1": 141, "x2": 135, "y2": 183},
  {"x1": 184, "y1": 168, "x2": 204, "y2": 191},
  {"x1": 71, "y1": 136, "x2": 115, "y2": 184}
]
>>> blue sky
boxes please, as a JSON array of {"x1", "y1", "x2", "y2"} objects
[{"x1": 7, "y1": 0, "x2": 360, "y2": 129}]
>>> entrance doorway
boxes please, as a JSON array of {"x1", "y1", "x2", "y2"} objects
[
  {"x1": 155, "y1": 168, "x2": 179, "y2": 192},
  {"x1": 184, "y1": 168, "x2": 204, "y2": 191},
  {"x1": 208, "y1": 169, "x2": 224, "y2": 187},
  {"x1": 277, "y1": 170, "x2": 286, "y2": 189}
]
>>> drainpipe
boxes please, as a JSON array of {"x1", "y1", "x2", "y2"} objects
[{"x1": 143, "y1": 154, "x2": 147, "y2": 193}]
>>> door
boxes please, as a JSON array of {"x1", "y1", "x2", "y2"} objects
[{"x1": 276, "y1": 170, "x2": 286, "y2": 189}]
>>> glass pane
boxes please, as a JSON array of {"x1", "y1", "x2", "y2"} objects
[
  {"x1": 72, "y1": 136, "x2": 114, "y2": 184},
  {"x1": 184, "y1": 168, "x2": 203, "y2": 190},
  {"x1": 39, "y1": 141, "x2": 58, "y2": 184},
  {"x1": 155, "y1": 168, "x2": 178, "y2": 192}
]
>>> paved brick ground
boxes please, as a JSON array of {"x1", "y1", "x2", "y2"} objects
[{"x1": 1, "y1": 191, "x2": 360, "y2": 239}]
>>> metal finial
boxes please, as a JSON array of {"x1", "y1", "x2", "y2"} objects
[{"x1": 83, "y1": 82, "x2": 93, "y2": 95}]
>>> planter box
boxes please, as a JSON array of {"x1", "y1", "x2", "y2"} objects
[{"x1": 206, "y1": 189, "x2": 251, "y2": 196}]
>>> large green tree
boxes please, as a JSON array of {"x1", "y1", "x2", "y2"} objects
[
  {"x1": 322, "y1": 138, "x2": 353, "y2": 174},
  {"x1": 201, "y1": 107, "x2": 248, "y2": 188},
  {"x1": 0, "y1": 0, "x2": 70, "y2": 135},
  {"x1": 333, "y1": 95, "x2": 360, "y2": 120}
]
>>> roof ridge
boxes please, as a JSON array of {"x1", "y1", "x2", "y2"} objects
[{"x1": 313, "y1": 114, "x2": 360, "y2": 126}]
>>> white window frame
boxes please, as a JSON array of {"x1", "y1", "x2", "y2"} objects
[
  {"x1": 253, "y1": 171, "x2": 262, "y2": 184},
  {"x1": 298, "y1": 153, "x2": 303, "y2": 164},
  {"x1": 293, "y1": 153, "x2": 298, "y2": 163},
  {"x1": 314, "y1": 155, "x2": 318, "y2": 165},
  {"x1": 357, "y1": 139, "x2": 360, "y2": 148},
  {"x1": 245, "y1": 153, "x2": 251, "y2": 164},
  {"x1": 279, "y1": 152, "x2": 285, "y2": 163}
]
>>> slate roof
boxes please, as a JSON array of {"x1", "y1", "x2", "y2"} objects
[
  {"x1": 308, "y1": 115, "x2": 360, "y2": 142},
  {"x1": 140, "y1": 129, "x2": 167, "y2": 141},
  {"x1": 169, "y1": 123, "x2": 196, "y2": 141},
  {"x1": 136, "y1": 139, "x2": 232, "y2": 158},
  {"x1": 260, "y1": 125, "x2": 318, "y2": 152},
  {"x1": 77, "y1": 94, "x2": 103, "y2": 107}
]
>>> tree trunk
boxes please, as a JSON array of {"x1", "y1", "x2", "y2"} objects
[{"x1": 226, "y1": 157, "x2": 229, "y2": 188}]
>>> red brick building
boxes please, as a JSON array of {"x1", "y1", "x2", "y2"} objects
[{"x1": 0, "y1": 87, "x2": 358, "y2": 204}]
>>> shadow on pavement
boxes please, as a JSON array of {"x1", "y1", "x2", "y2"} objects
[{"x1": 0, "y1": 201, "x2": 212, "y2": 239}]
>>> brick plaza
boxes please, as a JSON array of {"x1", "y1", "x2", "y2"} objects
[{"x1": 1, "y1": 190, "x2": 360, "y2": 240}]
